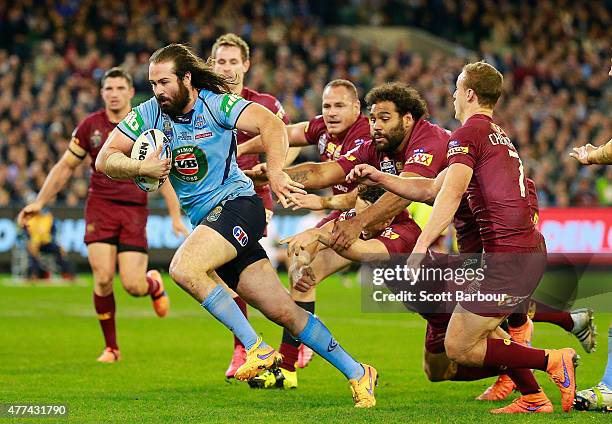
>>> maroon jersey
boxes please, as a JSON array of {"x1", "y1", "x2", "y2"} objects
[
  {"x1": 337, "y1": 118, "x2": 450, "y2": 179},
  {"x1": 237, "y1": 87, "x2": 289, "y2": 171},
  {"x1": 446, "y1": 114, "x2": 542, "y2": 251},
  {"x1": 236, "y1": 87, "x2": 289, "y2": 210},
  {"x1": 72, "y1": 109, "x2": 147, "y2": 205},
  {"x1": 305, "y1": 114, "x2": 371, "y2": 194},
  {"x1": 338, "y1": 209, "x2": 420, "y2": 254}
]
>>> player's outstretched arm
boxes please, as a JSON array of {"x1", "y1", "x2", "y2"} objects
[
  {"x1": 17, "y1": 140, "x2": 84, "y2": 227},
  {"x1": 570, "y1": 139, "x2": 612, "y2": 165},
  {"x1": 237, "y1": 121, "x2": 310, "y2": 157},
  {"x1": 330, "y1": 171, "x2": 423, "y2": 250},
  {"x1": 235, "y1": 103, "x2": 305, "y2": 207},
  {"x1": 287, "y1": 189, "x2": 358, "y2": 211},
  {"x1": 347, "y1": 164, "x2": 444, "y2": 205},
  {"x1": 96, "y1": 128, "x2": 170, "y2": 180},
  {"x1": 284, "y1": 161, "x2": 347, "y2": 190},
  {"x1": 159, "y1": 180, "x2": 189, "y2": 237}
]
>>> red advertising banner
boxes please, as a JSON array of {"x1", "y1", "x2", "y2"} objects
[{"x1": 538, "y1": 207, "x2": 612, "y2": 264}]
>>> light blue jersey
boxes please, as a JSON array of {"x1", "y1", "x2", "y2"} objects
[{"x1": 117, "y1": 90, "x2": 256, "y2": 227}]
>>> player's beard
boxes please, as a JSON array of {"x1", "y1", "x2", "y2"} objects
[
  {"x1": 157, "y1": 80, "x2": 191, "y2": 117},
  {"x1": 374, "y1": 121, "x2": 406, "y2": 153}
]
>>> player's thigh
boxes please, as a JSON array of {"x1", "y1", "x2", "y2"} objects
[
  {"x1": 87, "y1": 243, "x2": 117, "y2": 294},
  {"x1": 445, "y1": 303, "x2": 504, "y2": 354},
  {"x1": 236, "y1": 259, "x2": 306, "y2": 332},
  {"x1": 117, "y1": 250, "x2": 148, "y2": 294},
  {"x1": 169, "y1": 225, "x2": 237, "y2": 284}
]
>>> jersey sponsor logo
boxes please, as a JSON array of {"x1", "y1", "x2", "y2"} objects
[
  {"x1": 122, "y1": 109, "x2": 145, "y2": 138},
  {"x1": 232, "y1": 226, "x2": 249, "y2": 247},
  {"x1": 162, "y1": 118, "x2": 174, "y2": 141},
  {"x1": 195, "y1": 131, "x2": 213, "y2": 139},
  {"x1": 381, "y1": 227, "x2": 400, "y2": 240},
  {"x1": 407, "y1": 149, "x2": 433, "y2": 166},
  {"x1": 333, "y1": 184, "x2": 349, "y2": 193},
  {"x1": 380, "y1": 158, "x2": 397, "y2": 174},
  {"x1": 447, "y1": 146, "x2": 469, "y2": 157},
  {"x1": 221, "y1": 93, "x2": 242, "y2": 117},
  {"x1": 90, "y1": 130, "x2": 102, "y2": 148},
  {"x1": 194, "y1": 114, "x2": 206, "y2": 129},
  {"x1": 178, "y1": 132, "x2": 192, "y2": 141},
  {"x1": 353, "y1": 138, "x2": 365, "y2": 147},
  {"x1": 171, "y1": 145, "x2": 208, "y2": 182},
  {"x1": 318, "y1": 134, "x2": 328, "y2": 155},
  {"x1": 206, "y1": 205, "x2": 223, "y2": 222},
  {"x1": 448, "y1": 139, "x2": 460, "y2": 148}
]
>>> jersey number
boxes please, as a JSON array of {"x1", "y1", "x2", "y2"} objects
[{"x1": 508, "y1": 150, "x2": 525, "y2": 197}]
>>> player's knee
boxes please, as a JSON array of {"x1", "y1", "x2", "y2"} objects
[
  {"x1": 443, "y1": 338, "x2": 463, "y2": 363},
  {"x1": 92, "y1": 269, "x2": 114, "y2": 290},
  {"x1": 169, "y1": 255, "x2": 200, "y2": 287}
]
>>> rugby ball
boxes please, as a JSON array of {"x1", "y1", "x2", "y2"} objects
[{"x1": 130, "y1": 129, "x2": 172, "y2": 192}]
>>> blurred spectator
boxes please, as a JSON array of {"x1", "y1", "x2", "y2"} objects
[{"x1": 1, "y1": 0, "x2": 609, "y2": 208}]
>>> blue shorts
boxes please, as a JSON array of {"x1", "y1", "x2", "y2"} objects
[{"x1": 199, "y1": 194, "x2": 268, "y2": 290}]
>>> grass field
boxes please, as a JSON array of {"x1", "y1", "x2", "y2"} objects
[{"x1": 0, "y1": 272, "x2": 610, "y2": 423}]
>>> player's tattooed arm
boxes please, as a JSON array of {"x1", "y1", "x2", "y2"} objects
[{"x1": 284, "y1": 161, "x2": 346, "y2": 189}]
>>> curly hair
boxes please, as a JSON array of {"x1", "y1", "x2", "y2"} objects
[
  {"x1": 357, "y1": 184, "x2": 386, "y2": 204},
  {"x1": 365, "y1": 82, "x2": 428, "y2": 120}
]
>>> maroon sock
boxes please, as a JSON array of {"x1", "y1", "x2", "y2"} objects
[
  {"x1": 452, "y1": 365, "x2": 500, "y2": 381},
  {"x1": 233, "y1": 297, "x2": 248, "y2": 349},
  {"x1": 506, "y1": 368, "x2": 540, "y2": 395},
  {"x1": 279, "y1": 342, "x2": 299, "y2": 372},
  {"x1": 146, "y1": 276, "x2": 161, "y2": 297},
  {"x1": 507, "y1": 313, "x2": 527, "y2": 328},
  {"x1": 94, "y1": 292, "x2": 118, "y2": 350},
  {"x1": 532, "y1": 311, "x2": 573, "y2": 331},
  {"x1": 483, "y1": 339, "x2": 547, "y2": 370}
]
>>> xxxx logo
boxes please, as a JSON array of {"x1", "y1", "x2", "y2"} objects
[{"x1": 171, "y1": 145, "x2": 208, "y2": 182}]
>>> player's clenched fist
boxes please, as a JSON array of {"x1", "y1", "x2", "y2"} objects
[{"x1": 346, "y1": 164, "x2": 383, "y2": 186}]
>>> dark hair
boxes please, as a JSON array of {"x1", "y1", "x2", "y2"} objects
[
  {"x1": 324, "y1": 79, "x2": 359, "y2": 101},
  {"x1": 150, "y1": 43, "x2": 231, "y2": 94},
  {"x1": 357, "y1": 185, "x2": 386, "y2": 204},
  {"x1": 365, "y1": 82, "x2": 428, "y2": 120},
  {"x1": 212, "y1": 33, "x2": 250, "y2": 62},
  {"x1": 462, "y1": 61, "x2": 503, "y2": 108},
  {"x1": 101, "y1": 67, "x2": 133, "y2": 87}
]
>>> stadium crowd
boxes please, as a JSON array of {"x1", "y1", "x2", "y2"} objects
[{"x1": 0, "y1": 0, "x2": 610, "y2": 209}]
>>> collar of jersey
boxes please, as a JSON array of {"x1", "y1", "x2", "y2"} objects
[{"x1": 169, "y1": 109, "x2": 195, "y2": 124}]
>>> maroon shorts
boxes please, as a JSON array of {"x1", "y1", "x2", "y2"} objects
[
  {"x1": 84, "y1": 196, "x2": 148, "y2": 252},
  {"x1": 315, "y1": 209, "x2": 343, "y2": 228},
  {"x1": 422, "y1": 313, "x2": 451, "y2": 354},
  {"x1": 459, "y1": 241, "x2": 547, "y2": 317}
]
